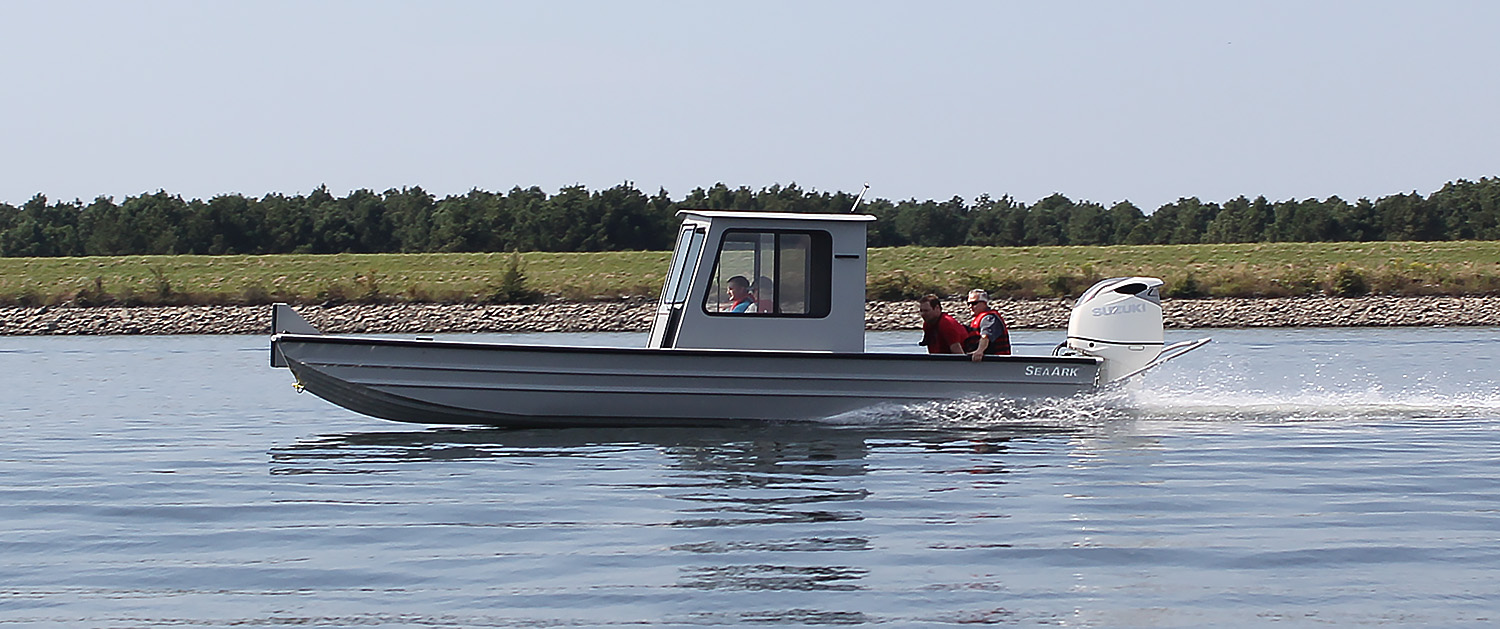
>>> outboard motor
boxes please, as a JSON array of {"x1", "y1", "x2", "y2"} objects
[{"x1": 1066, "y1": 277, "x2": 1166, "y2": 383}]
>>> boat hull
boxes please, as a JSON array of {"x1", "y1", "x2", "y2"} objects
[{"x1": 273, "y1": 334, "x2": 1102, "y2": 427}]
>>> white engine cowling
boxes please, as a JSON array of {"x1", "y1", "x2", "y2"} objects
[{"x1": 1067, "y1": 277, "x2": 1166, "y2": 383}]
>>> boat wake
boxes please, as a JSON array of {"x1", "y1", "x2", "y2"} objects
[
  {"x1": 1128, "y1": 384, "x2": 1500, "y2": 422},
  {"x1": 827, "y1": 382, "x2": 1500, "y2": 429},
  {"x1": 820, "y1": 390, "x2": 1134, "y2": 432}
]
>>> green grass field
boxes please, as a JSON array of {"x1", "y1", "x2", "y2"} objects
[
  {"x1": 866, "y1": 241, "x2": 1500, "y2": 300},
  {"x1": 2, "y1": 241, "x2": 1498, "y2": 306}
]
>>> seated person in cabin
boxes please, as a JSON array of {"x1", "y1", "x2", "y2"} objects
[
  {"x1": 725, "y1": 275, "x2": 757, "y2": 313},
  {"x1": 751, "y1": 275, "x2": 775, "y2": 313},
  {"x1": 963, "y1": 289, "x2": 1012, "y2": 361},
  {"x1": 917, "y1": 294, "x2": 967, "y2": 354}
]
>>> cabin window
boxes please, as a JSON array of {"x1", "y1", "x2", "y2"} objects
[
  {"x1": 662, "y1": 225, "x2": 706, "y2": 305},
  {"x1": 703, "y1": 229, "x2": 831, "y2": 317}
]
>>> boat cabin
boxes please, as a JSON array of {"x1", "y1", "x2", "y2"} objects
[{"x1": 646, "y1": 210, "x2": 876, "y2": 353}]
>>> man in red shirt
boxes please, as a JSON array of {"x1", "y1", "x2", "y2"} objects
[{"x1": 917, "y1": 294, "x2": 968, "y2": 354}]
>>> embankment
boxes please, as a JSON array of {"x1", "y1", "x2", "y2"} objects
[{"x1": 3, "y1": 296, "x2": 1500, "y2": 336}]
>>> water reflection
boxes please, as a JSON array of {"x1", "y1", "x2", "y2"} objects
[
  {"x1": 677, "y1": 563, "x2": 869, "y2": 591},
  {"x1": 268, "y1": 421, "x2": 1078, "y2": 475},
  {"x1": 672, "y1": 537, "x2": 871, "y2": 554},
  {"x1": 684, "y1": 609, "x2": 874, "y2": 625},
  {"x1": 269, "y1": 422, "x2": 871, "y2": 471},
  {"x1": 268, "y1": 421, "x2": 1084, "y2": 600}
]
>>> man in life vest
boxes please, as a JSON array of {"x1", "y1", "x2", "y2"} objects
[
  {"x1": 917, "y1": 294, "x2": 967, "y2": 354},
  {"x1": 751, "y1": 275, "x2": 775, "y2": 313},
  {"x1": 725, "y1": 275, "x2": 756, "y2": 313},
  {"x1": 964, "y1": 288, "x2": 1011, "y2": 361}
]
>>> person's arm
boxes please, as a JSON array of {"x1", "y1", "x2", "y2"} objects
[
  {"x1": 970, "y1": 335, "x2": 989, "y2": 361},
  {"x1": 970, "y1": 313, "x2": 996, "y2": 362},
  {"x1": 939, "y1": 317, "x2": 966, "y2": 355}
]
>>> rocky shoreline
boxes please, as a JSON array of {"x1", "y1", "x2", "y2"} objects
[{"x1": 3, "y1": 296, "x2": 1499, "y2": 336}]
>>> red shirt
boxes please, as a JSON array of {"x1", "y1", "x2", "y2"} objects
[{"x1": 923, "y1": 313, "x2": 969, "y2": 354}]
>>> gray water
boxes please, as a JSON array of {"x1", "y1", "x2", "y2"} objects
[{"x1": 2, "y1": 328, "x2": 1498, "y2": 627}]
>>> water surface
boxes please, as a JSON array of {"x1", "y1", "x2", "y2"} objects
[{"x1": 2, "y1": 328, "x2": 1497, "y2": 626}]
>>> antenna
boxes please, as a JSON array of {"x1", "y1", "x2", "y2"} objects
[{"x1": 849, "y1": 183, "x2": 870, "y2": 213}]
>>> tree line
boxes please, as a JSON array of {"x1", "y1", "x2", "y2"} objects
[{"x1": 2, "y1": 177, "x2": 1498, "y2": 257}]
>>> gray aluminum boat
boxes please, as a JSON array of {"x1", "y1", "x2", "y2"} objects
[{"x1": 270, "y1": 210, "x2": 1207, "y2": 427}]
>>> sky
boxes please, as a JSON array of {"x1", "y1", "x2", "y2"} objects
[{"x1": 3, "y1": 1, "x2": 1498, "y2": 212}]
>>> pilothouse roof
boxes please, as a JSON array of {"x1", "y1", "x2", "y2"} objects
[{"x1": 676, "y1": 210, "x2": 877, "y2": 223}]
